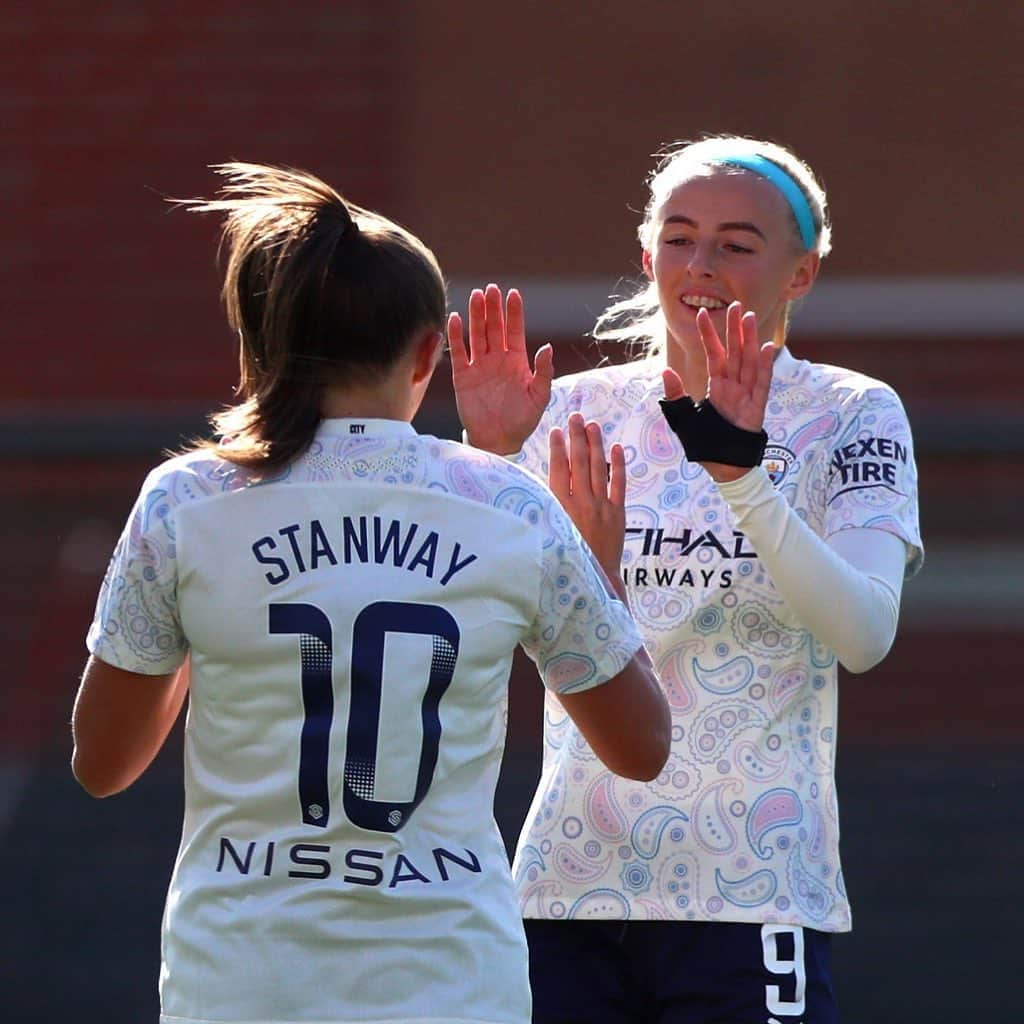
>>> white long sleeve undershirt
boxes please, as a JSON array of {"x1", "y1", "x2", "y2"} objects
[{"x1": 716, "y1": 467, "x2": 907, "y2": 674}]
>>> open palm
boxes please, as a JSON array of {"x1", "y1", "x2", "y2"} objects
[
  {"x1": 698, "y1": 302, "x2": 774, "y2": 432},
  {"x1": 449, "y1": 284, "x2": 553, "y2": 455},
  {"x1": 662, "y1": 303, "x2": 776, "y2": 484},
  {"x1": 548, "y1": 413, "x2": 627, "y2": 579}
]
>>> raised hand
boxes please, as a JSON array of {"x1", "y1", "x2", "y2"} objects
[
  {"x1": 661, "y1": 302, "x2": 775, "y2": 483},
  {"x1": 449, "y1": 284, "x2": 554, "y2": 455},
  {"x1": 548, "y1": 413, "x2": 626, "y2": 580},
  {"x1": 697, "y1": 302, "x2": 774, "y2": 432}
]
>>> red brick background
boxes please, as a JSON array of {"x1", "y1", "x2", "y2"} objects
[{"x1": 2, "y1": 6, "x2": 1021, "y2": 1020}]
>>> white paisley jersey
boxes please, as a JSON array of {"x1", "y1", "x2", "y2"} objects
[
  {"x1": 511, "y1": 348, "x2": 923, "y2": 933},
  {"x1": 87, "y1": 418, "x2": 642, "y2": 1024}
]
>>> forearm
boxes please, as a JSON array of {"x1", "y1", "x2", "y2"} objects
[
  {"x1": 715, "y1": 468, "x2": 904, "y2": 672},
  {"x1": 603, "y1": 564, "x2": 633, "y2": 611}
]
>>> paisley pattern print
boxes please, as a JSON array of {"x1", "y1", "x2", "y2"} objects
[
  {"x1": 746, "y1": 788, "x2": 804, "y2": 860},
  {"x1": 714, "y1": 866, "x2": 778, "y2": 908},
  {"x1": 631, "y1": 805, "x2": 690, "y2": 859},
  {"x1": 512, "y1": 351, "x2": 923, "y2": 933},
  {"x1": 585, "y1": 773, "x2": 630, "y2": 841},
  {"x1": 88, "y1": 421, "x2": 642, "y2": 699}
]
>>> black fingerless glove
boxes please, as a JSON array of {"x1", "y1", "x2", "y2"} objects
[{"x1": 659, "y1": 396, "x2": 767, "y2": 468}]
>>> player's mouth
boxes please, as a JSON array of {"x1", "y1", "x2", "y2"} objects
[{"x1": 680, "y1": 293, "x2": 729, "y2": 314}]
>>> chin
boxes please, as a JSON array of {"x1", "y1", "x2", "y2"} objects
[{"x1": 666, "y1": 320, "x2": 702, "y2": 349}]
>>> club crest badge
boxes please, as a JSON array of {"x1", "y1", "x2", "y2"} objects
[{"x1": 761, "y1": 445, "x2": 795, "y2": 486}]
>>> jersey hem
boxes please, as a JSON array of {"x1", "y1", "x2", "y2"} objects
[
  {"x1": 161, "y1": 1017, "x2": 522, "y2": 1024},
  {"x1": 519, "y1": 908, "x2": 852, "y2": 934}
]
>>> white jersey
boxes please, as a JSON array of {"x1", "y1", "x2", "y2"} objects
[
  {"x1": 87, "y1": 418, "x2": 642, "y2": 1024},
  {"x1": 511, "y1": 348, "x2": 923, "y2": 933}
]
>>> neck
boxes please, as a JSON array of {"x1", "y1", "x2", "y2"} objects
[
  {"x1": 665, "y1": 341, "x2": 709, "y2": 401},
  {"x1": 320, "y1": 382, "x2": 414, "y2": 421},
  {"x1": 665, "y1": 332, "x2": 785, "y2": 400}
]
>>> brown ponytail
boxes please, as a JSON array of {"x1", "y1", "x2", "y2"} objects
[{"x1": 180, "y1": 162, "x2": 446, "y2": 474}]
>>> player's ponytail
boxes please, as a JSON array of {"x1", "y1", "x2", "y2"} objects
[{"x1": 181, "y1": 162, "x2": 446, "y2": 474}]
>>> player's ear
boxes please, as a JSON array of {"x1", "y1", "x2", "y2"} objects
[
  {"x1": 641, "y1": 248, "x2": 654, "y2": 281},
  {"x1": 411, "y1": 329, "x2": 444, "y2": 385},
  {"x1": 784, "y1": 251, "x2": 820, "y2": 302}
]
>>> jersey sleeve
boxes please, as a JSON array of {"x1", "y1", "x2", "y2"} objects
[
  {"x1": 519, "y1": 492, "x2": 643, "y2": 695},
  {"x1": 86, "y1": 465, "x2": 189, "y2": 674},
  {"x1": 819, "y1": 384, "x2": 924, "y2": 578}
]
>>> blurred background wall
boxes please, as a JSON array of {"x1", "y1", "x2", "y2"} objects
[{"x1": 2, "y1": 2, "x2": 1021, "y2": 1020}]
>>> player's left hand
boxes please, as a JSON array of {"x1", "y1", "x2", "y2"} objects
[
  {"x1": 548, "y1": 413, "x2": 626, "y2": 579},
  {"x1": 663, "y1": 301, "x2": 775, "y2": 483},
  {"x1": 698, "y1": 301, "x2": 774, "y2": 431}
]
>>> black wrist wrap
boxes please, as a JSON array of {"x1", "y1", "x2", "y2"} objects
[
  {"x1": 659, "y1": 396, "x2": 768, "y2": 468},
  {"x1": 658, "y1": 395, "x2": 698, "y2": 435}
]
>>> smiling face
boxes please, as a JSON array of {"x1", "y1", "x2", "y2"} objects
[{"x1": 642, "y1": 169, "x2": 819, "y2": 359}]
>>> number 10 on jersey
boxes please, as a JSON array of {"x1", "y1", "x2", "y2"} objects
[{"x1": 269, "y1": 600, "x2": 461, "y2": 834}]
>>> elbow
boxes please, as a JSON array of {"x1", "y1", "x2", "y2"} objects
[
  {"x1": 74, "y1": 775, "x2": 121, "y2": 799},
  {"x1": 639, "y1": 708, "x2": 672, "y2": 781},
  {"x1": 563, "y1": 659, "x2": 672, "y2": 781},
  {"x1": 840, "y1": 653, "x2": 883, "y2": 675},
  {"x1": 71, "y1": 749, "x2": 130, "y2": 799},
  {"x1": 613, "y1": 706, "x2": 672, "y2": 782},
  {"x1": 626, "y1": 746, "x2": 669, "y2": 782},
  {"x1": 831, "y1": 579, "x2": 902, "y2": 674},
  {"x1": 837, "y1": 632, "x2": 895, "y2": 675},
  {"x1": 608, "y1": 753, "x2": 664, "y2": 782}
]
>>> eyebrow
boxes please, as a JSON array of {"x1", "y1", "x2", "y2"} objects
[{"x1": 663, "y1": 214, "x2": 767, "y2": 242}]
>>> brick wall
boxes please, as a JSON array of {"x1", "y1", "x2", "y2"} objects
[
  {"x1": 4, "y1": 3, "x2": 402, "y2": 405},
  {"x1": 6, "y1": 2, "x2": 1023, "y2": 409}
]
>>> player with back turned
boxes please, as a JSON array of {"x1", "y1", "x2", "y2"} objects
[
  {"x1": 71, "y1": 163, "x2": 670, "y2": 1024},
  {"x1": 451, "y1": 136, "x2": 923, "y2": 1023}
]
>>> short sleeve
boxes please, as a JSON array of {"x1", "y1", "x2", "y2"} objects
[
  {"x1": 519, "y1": 496, "x2": 643, "y2": 695},
  {"x1": 821, "y1": 386, "x2": 924, "y2": 578},
  {"x1": 86, "y1": 467, "x2": 189, "y2": 674}
]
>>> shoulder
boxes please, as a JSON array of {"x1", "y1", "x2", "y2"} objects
[
  {"x1": 789, "y1": 353, "x2": 905, "y2": 407},
  {"x1": 780, "y1": 352, "x2": 912, "y2": 430},
  {"x1": 132, "y1": 448, "x2": 258, "y2": 520},
  {"x1": 428, "y1": 437, "x2": 592, "y2": 557},
  {"x1": 422, "y1": 434, "x2": 562, "y2": 510}
]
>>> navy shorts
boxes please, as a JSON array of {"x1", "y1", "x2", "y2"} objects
[{"x1": 525, "y1": 918, "x2": 837, "y2": 1024}]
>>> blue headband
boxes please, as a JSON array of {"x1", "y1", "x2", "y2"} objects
[{"x1": 715, "y1": 154, "x2": 817, "y2": 250}]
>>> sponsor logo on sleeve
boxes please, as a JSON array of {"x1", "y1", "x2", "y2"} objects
[{"x1": 828, "y1": 436, "x2": 908, "y2": 499}]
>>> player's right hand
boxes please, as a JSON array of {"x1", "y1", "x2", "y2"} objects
[{"x1": 449, "y1": 284, "x2": 553, "y2": 455}]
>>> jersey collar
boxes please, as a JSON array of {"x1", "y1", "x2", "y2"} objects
[
  {"x1": 316, "y1": 418, "x2": 418, "y2": 439},
  {"x1": 772, "y1": 346, "x2": 800, "y2": 382},
  {"x1": 638, "y1": 346, "x2": 801, "y2": 402}
]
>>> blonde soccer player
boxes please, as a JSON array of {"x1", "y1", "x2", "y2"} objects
[{"x1": 452, "y1": 136, "x2": 922, "y2": 1023}]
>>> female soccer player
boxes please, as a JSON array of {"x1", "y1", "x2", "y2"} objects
[
  {"x1": 71, "y1": 163, "x2": 670, "y2": 1024},
  {"x1": 451, "y1": 136, "x2": 923, "y2": 1023}
]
